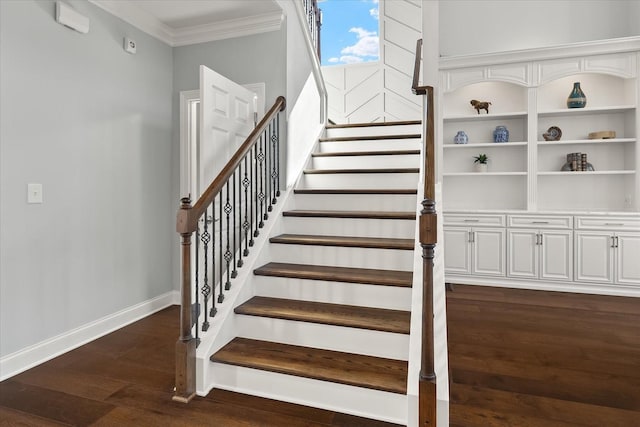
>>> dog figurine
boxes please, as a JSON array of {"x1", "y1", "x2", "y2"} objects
[{"x1": 470, "y1": 99, "x2": 491, "y2": 114}]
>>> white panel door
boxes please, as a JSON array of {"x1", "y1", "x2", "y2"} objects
[
  {"x1": 575, "y1": 232, "x2": 613, "y2": 284},
  {"x1": 616, "y1": 233, "x2": 640, "y2": 286},
  {"x1": 473, "y1": 228, "x2": 505, "y2": 277},
  {"x1": 444, "y1": 227, "x2": 471, "y2": 275},
  {"x1": 199, "y1": 65, "x2": 256, "y2": 196},
  {"x1": 540, "y1": 231, "x2": 573, "y2": 281},
  {"x1": 507, "y1": 229, "x2": 538, "y2": 279}
]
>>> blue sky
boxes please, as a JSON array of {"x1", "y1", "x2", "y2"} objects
[{"x1": 319, "y1": 0, "x2": 380, "y2": 66}]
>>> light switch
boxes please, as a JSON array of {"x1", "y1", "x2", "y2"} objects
[{"x1": 27, "y1": 183, "x2": 43, "y2": 204}]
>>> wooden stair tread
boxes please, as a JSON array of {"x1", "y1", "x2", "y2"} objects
[
  {"x1": 294, "y1": 188, "x2": 417, "y2": 195},
  {"x1": 234, "y1": 296, "x2": 411, "y2": 334},
  {"x1": 312, "y1": 149, "x2": 420, "y2": 157},
  {"x1": 254, "y1": 262, "x2": 412, "y2": 287},
  {"x1": 269, "y1": 234, "x2": 414, "y2": 250},
  {"x1": 319, "y1": 134, "x2": 421, "y2": 142},
  {"x1": 211, "y1": 337, "x2": 408, "y2": 394},
  {"x1": 283, "y1": 210, "x2": 415, "y2": 220},
  {"x1": 326, "y1": 120, "x2": 421, "y2": 129},
  {"x1": 304, "y1": 168, "x2": 419, "y2": 174}
]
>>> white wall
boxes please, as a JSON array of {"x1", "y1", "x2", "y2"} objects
[
  {"x1": 0, "y1": 0, "x2": 173, "y2": 359},
  {"x1": 440, "y1": 0, "x2": 640, "y2": 57}
]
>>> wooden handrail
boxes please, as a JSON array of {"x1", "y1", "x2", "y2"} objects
[
  {"x1": 176, "y1": 96, "x2": 286, "y2": 235},
  {"x1": 173, "y1": 95, "x2": 286, "y2": 404},
  {"x1": 412, "y1": 37, "x2": 437, "y2": 426}
]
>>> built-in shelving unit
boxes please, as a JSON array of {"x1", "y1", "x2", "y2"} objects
[{"x1": 439, "y1": 38, "x2": 640, "y2": 296}]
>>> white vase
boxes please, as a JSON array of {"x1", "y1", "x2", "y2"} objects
[{"x1": 475, "y1": 163, "x2": 488, "y2": 173}]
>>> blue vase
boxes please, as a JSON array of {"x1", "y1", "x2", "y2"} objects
[
  {"x1": 454, "y1": 131, "x2": 468, "y2": 144},
  {"x1": 567, "y1": 82, "x2": 587, "y2": 108},
  {"x1": 493, "y1": 126, "x2": 509, "y2": 143}
]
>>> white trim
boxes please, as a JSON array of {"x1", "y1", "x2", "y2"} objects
[
  {"x1": 440, "y1": 36, "x2": 640, "y2": 70},
  {"x1": 89, "y1": 1, "x2": 282, "y2": 47},
  {"x1": 0, "y1": 291, "x2": 180, "y2": 381},
  {"x1": 179, "y1": 90, "x2": 200, "y2": 200}
]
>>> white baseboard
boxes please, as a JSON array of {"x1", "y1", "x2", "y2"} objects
[{"x1": 0, "y1": 290, "x2": 180, "y2": 381}]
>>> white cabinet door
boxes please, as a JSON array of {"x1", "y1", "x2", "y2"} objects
[
  {"x1": 540, "y1": 231, "x2": 573, "y2": 281},
  {"x1": 444, "y1": 227, "x2": 471, "y2": 274},
  {"x1": 616, "y1": 233, "x2": 640, "y2": 286},
  {"x1": 507, "y1": 229, "x2": 538, "y2": 279},
  {"x1": 575, "y1": 232, "x2": 614, "y2": 283},
  {"x1": 473, "y1": 228, "x2": 506, "y2": 276}
]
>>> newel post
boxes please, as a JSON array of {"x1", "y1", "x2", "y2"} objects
[{"x1": 173, "y1": 197, "x2": 196, "y2": 403}]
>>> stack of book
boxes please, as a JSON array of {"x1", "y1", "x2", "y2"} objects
[{"x1": 566, "y1": 152, "x2": 589, "y2": 171}]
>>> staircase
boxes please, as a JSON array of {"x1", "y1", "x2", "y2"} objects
[{"x1": 208, "y1": 120, "x2": 422, "y2": 424}]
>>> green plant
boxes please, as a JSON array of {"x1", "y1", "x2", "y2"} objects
[{"x1": 473, "y1": 154, "x2": 488, "y2": 164}]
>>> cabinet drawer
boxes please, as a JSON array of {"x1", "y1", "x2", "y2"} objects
[
  {"x1": 508, "y1": 215, "x2": 572, "y2": 229},
  {"x1": 443, "y1": 213, "x2": 505, "y2": 227},
  {"x1": 575, "y1": 216, "x2": 640, "y2": 231}
]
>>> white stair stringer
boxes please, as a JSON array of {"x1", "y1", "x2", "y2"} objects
[{"x1": 211, "y1": 363, "x2": 409, "y2": 425}]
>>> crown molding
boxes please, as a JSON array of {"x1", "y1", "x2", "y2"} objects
[
  {"x1": 171, "y1": 12, "x2": 283, "y2": 47},
  {"x1": 89, "y1": 1, "x2": 283, "y2": 47},
  {"x1": 440, "y1": 36, "x2": 640, "y2": 70}
]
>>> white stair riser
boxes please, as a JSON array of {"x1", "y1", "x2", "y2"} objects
[
  {"x1": 236, "y1": 315, "x2": 409, "y2": 359},
  {"x1": 325, "y1": 124, "x2": 421, "y2": 138},
  {"x1": 318, "y1": 139, "x2": 421, "y2": 153},
  {"x1": 292, "y1": 193, "x2": 418, "y2": 211},
  {"x1": 268, "y1": 244, "x2": 414, "y2": 270},
  {"x1": 210, "y1": 363, "x2": 408, "y2": 425},
  {"x1": 301, "y1": 173, "x2": 420, "y2": 189},
  {"x1": 281, "y1": 216, "x2": 415, "y2": 239},
  {"x1": 252, "y1": 275, "x2": 413, "y2": 310},
  {"x1": 312, "y1": 154, "x2": 419, "y2": 169}
]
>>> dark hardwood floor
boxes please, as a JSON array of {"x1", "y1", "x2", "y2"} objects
[
  {"x1": 0, "y1": 306, "x2": 398, "y2": 427},
  {"x1": 2, "y1": 285, "x2": 639, "y2": 426},
  {"x1": 447, "y1": 284, "x2": 640, "y2": 427}
]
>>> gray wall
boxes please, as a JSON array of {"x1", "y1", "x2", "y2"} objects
[
  {"x1": 440, "y1": 0, "x2": 640, "y2": 57},
  {"x1": 0, "y1": 0, "x2": 174, "y2": 357}
]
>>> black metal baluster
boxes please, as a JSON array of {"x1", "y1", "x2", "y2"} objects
[
  {"x1": 266, "y1": 122, "x2": 272, "y2": 214},
  {"x1": 218, "y1": 192, "x2": 224, "y2": 304},
  {"x1": 194, "y1": 221, "x2": 200, "y2": 341},
  {"x1": 200, "y1": 208, "x2": 211, "y2": 332},
  {"x1": 276, "y1": 114, "x2": 281, "y2": 196},
  {"x1": 231, "y1": 173, "x2": 238, "y2": 277},
  {"x1": 224, "y1": 181, "x2": 232, "y2": 290},
  {"x1": 253, "y1": 142, "x2": 260, "y2": 237},
  {"x1": 210, "y1": 208, "x2": 217, "y2": 318},
  {"x1": 258, "y1": 131, "x2": 265, "y2": 227},
  {"x1": 271, "y1": 118, "x2": 279, "y2": 203},
  {"x1": 242, "y1": 155, "x2": 251, "y2": 255},
  {"x1": 237, "y1": 165, "x2": 244, "y2": 268}
]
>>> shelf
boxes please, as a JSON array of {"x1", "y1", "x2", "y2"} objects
[
  {"x1": 443, "y1": 111, "x2": 528, "y2": 122},
  {"x1": 538, "y1": 105, "x2": 635, "y2": 117},
  {"x1": 537, "y1": 138, "x2": 635, "y2": 146},
  {"x1": 538, "y1": 171, "x2": 636, "y2": 176},
  {"x1": 444, "y1": 172, "x2": 528, "y2": 177},
  {"x1": 445, "y1": 142, "x2": 528, "y2": 149}
]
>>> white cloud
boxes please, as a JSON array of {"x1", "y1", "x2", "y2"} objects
[
  {"x1": 369, "y1": 7, "x2": 379, "y2": 20},
  {"x1": 340, "y1": 27, "x2": 379, "y2": 59},
  {"x1": 339, "y1": 55, "x2": 364, "y2": 64},
  {"x1": 328, "y1": 57, "x2": 339, "y2": 63}
]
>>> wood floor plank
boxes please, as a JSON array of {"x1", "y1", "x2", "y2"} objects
[
  {"x1": 254, "y1": 262, "x2": 413, "y2": 287},
  {"x1": 283, "y1": 210, "x2": 415, "y2": 220},
  {"x1": 270, "y1": 234, "x2": 414, "y2": 250},
  {"x1": 0, "y1": 381, "x2": 115, "y2": 426},
  {"x1": 211, "y1": 338, "x2": 408, "y2": 394},
  {"x1": 0, "y1": 406, "x2": 70, "y2": 426},
  {"x1": 235, "y1": 296, "x2": 411, "y2": 334}
]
